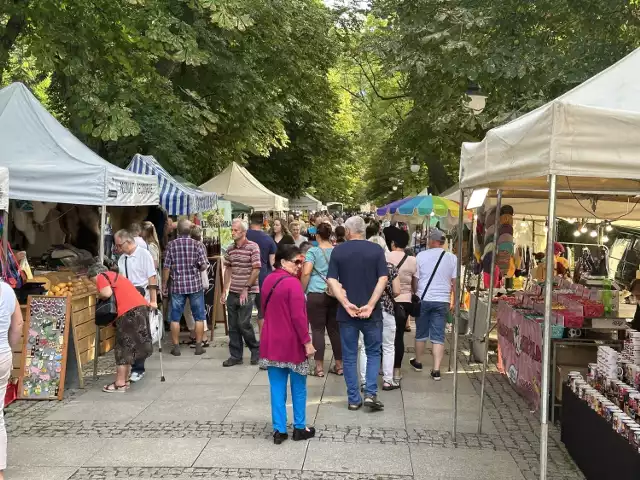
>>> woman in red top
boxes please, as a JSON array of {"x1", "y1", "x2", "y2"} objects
[
  {"x1": 88, "y1": 263, "x2": 153, "y2": 393},
  {"x1": 259, "y1": 245, "x2": 316, "y2": 445}
]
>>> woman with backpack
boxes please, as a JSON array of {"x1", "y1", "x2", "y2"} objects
[
  {"x1": 300, "y1": 223, "x2": 343, "y2": 377},
  {"x1": 89, "y1": 263, "x2": 153, "y2": 393},
  {"x1": 259, "y1": 245, "x2": 316, "y2": 444},
  {"x1": 384, "y1": 226, "x2": 417, "y2": 384}
]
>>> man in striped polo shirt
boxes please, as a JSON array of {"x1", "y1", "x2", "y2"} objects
[{"x1": 221, "y1": 218, "x2": 261, "y2": 367}]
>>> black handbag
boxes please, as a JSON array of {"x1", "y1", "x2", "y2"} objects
[
  {"x1": 413, "y1": 251, "x2": 446, "y2": 318},
  {"x1": 391, "y1": 254, "x2": 410, "y2": 319},
  {"x1": 95, "y1": 273, "x2": 119, "y2": 326}
]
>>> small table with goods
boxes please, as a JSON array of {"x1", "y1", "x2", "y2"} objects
[{"x1": 562, "y1": 336, "x2": 640, "y2": 479}]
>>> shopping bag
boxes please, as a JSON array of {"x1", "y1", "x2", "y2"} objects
[{"x1": 149, "y1": 308, "x2": 162, "y2": 344}]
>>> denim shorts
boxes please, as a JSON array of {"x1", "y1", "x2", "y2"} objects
[
  {"x1": 415, "y1": 301, "x2": 449, "y2": 344},
  {"x1": 170, "y1": 291, "x2": 206, "y2": 322}
]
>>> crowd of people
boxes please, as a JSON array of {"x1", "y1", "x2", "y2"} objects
[
  {"x1": 222, "y1": 212, "x2": 458, "y2": 443},
  {"x1": 76, "y1": 211, "x2": 457, "y2": 447}
]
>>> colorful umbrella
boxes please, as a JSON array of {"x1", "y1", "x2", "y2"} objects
[{"x1": 376, "y1": 194, "x2": 472, "y2": 222}]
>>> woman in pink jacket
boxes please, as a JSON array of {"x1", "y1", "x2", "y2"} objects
[{"x1": 259, "y1": 245, "x2": 317, "y2": 444}]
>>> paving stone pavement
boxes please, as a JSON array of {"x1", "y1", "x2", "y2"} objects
[{"x1": 3, "y1": 329, "x2": 585, "y2": 480}]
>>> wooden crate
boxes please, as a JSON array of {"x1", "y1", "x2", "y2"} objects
[{"x1": 70, "y1": 293, "x2": 115, "y2": 388}]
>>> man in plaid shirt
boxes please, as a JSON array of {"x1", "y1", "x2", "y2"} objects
[{"x1": 162, "y1": 219, "x2": 209, "y2": 356}]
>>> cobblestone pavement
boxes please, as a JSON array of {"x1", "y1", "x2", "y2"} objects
[{"x1": 4, "y1": 330, "x2": 585, "y2": 480}]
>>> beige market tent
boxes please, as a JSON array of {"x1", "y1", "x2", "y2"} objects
[
  {"x1": 200, "y1": 162, "x2": 288, "y2": 212},
  {"x1": 289, "y1": 192, "x2": 324, "y2": 212}
]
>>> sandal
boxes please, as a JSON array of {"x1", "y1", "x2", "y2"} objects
[
  {"x1": 103, "y1": 382, "x2": 128, "y2": 393},
  {"x1": 329, "y1": 365, "x2": 343, "y2": 376},
  {"x1": 314, "y1": 369, "x2": 325, "y2": 378},
  {"x1": 382, "y1": 381, "x2": 400, "y2": 391}
]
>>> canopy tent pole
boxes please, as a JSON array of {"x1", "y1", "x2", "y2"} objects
[
  {"x1": 540, "y1": 175, "x2": 557, "y2": 480},
  {"x1": 477, "y1": 189, "x2": 502, "y2": 434},
  {"x1": 98, "y1": 205, "x2": 106, "y2": 262},
  {"x1": 452, "y1": 189, "x2": 465, "y2": 443},
  {"x1": 2, "y1": 210, "x2": 7, "y2": 275},
  {"x1": 95, "y1": 205, "x2": 107, "y2": 380}
]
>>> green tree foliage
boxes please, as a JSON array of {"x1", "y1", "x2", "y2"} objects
[
  {"x1": 335, "y1": 0, "x2": 640, "y2": 203},
  {"x1": 0, "y1": 0, "x2": 345, "y2": 198}
]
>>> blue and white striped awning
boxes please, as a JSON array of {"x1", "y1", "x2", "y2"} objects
[{"x1": 127, "y1": 154, "x2": 217, "y2": 215}]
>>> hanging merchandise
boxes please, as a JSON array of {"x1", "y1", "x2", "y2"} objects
[{"x1": 496, "y1": 205, "x2": 515, "y2": 275}]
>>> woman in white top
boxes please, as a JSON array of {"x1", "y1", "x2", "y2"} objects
[
  {"x1": 384, "y1": 226, "x2": 417, "y2": 383},
  {"x1": 289, "y1": 221, "x2": 308, "y2": 247},
  {"x1": 0, "y1": 282, "x2": 24, "y2": 478},
  {"x1": 141, "y1": 221, "x2": 161, "y2": 272}
]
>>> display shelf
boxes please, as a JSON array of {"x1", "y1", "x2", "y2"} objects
[{"x1": 562, "y1": 383, "x2": 640, "y2": 480}]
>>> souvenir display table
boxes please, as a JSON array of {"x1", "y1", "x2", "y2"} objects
[{"x1": 561, "y1": 383, "x2": 640, "y2": 480}]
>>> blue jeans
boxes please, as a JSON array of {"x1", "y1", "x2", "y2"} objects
[
  {"x1": 170, "y1": 291, "x2": 206, "y2": 322},
  {"x1": 132, "y1": 358, "x2": 145, "y2": 374},
  {"x1": 415, "y1": 301, "x2": 449, "y2": 344},
  {"x1": 339, "y1": 318, "x2": 382, "y2": 405},
  {"x1": 267, "y1": 367, "x2": 307, "y2": 433}
]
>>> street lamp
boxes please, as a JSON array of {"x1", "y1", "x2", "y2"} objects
[
  {"x1": 410, "y1": 158, "x2": 421, "y2": 174},
  {"x1": 466, "y1": 83, "x2": 487, "y2": 114}
]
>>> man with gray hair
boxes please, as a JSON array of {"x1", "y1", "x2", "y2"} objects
[
  {"x1": 221, "y1": 218, "x2": 261, "y2": 367},
  {"x1": 114, "y1": 228, "x2": 157, "y2": 382},
  {"x1": 163, "y1": 218, "x2": 209, "y2": 356},
  {"x1": 327, "y1": 215, "x2": 388, "y2": 411},
  {"x1": 410, "y1": 228, "x2": 457, "y2": 380}
]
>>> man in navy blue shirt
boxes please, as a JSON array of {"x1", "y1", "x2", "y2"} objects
[
  {"x1": 246, "y1": 213, "x2": 277, "y2": 334},
  {"x1": 327, "y1": 216, "x2": 388, "y2": 412}
]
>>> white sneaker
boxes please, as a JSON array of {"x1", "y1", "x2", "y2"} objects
[{"x1": 129, "y1": 372, "x2": 145, "y2": 383}]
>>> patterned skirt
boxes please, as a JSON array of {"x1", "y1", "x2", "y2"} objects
[{"x1": 114, "y1": 306, "x2": 153, "y2": 366}]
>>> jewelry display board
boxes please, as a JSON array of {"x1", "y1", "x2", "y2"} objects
[{"x1": 18, "y1": 295, "x2": 71, "y2": 400}]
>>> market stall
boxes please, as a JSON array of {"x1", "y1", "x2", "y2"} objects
[
  {"x1": 199, "y1": 161, "x2": 288, "y2": 212},
  {"x1": 0, "y1": 82, "x2": 159, "y2": 397},
  {"x1": 289, "y1": 192, "x2": 325, "y2": 214},
  {"x1": 126, "y1": 154, "x2": 217, "y2": 215},
  {"x1": 452, "y1": 47, "x2": 640, "y2": 479}
]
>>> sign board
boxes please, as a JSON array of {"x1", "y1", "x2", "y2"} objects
[
  {"x1": 105, "y1": 172, "x2": 159, "y2": 206},
  {"x1": 201, "y1": 200, "x2": 233, "y2": 248},
  {"x1": 496, "y1": 301, "x2": 542, "y2": 410},
  {"x1": 466, "y1": 188, "x2": 489, "y2": 210},
  {"x1": 19, "y1": 296, "x2": 71, "y2": 400}
]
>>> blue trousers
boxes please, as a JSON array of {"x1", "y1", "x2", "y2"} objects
[
  {"x1": 339, "y1": 318, "x2": 382, "y2": 405},
  {"x1": 267, "y1": 367, "x2": 307, "y2": 433}
]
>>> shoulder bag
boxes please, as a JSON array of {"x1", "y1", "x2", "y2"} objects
[
  {"x1": 95, "y1": 273, "x2": 119, "y2": 326},
  {"x1": 391, "y1": 253, "x2": 410, "y2": 319},
  {"x1": 263, "y1": 275, "x2": 289, "y2": 313},
  {"x1": 311, "y1": 247, "x2": 335, "y2": 297},
  {"x1": 413, "y1": 251, "x2": 446, "y2": 318}
]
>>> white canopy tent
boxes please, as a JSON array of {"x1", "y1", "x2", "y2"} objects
[
  {"x1": 289, "y1": 192, "x2": 324, "y2": 212},
  {"x1": 444, "y1": 185, "x2": 640, "y2": 221},
  {"x1": 0, "y1": 168, "x2": 9, "y2": 212},
  {"x1": 460, "y1": 48, "x2": 640, "y2": 196},
  {"x1": 451, "y1": 47, "x2": 640, "y2": 480},
  {"x1": 0, "y1": 83, "x2": 158, "y2": 207},
  {"x1": 200, "y1": 162, "x2": 288, "y2": 212}
]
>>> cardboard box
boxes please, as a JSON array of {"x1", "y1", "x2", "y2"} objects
[
  {"x1": 555, "y1": 344, "x2": 598, "y2": 366},
  {"x1": 556, "y1": 365, "x2": 589, "y2": 400}
]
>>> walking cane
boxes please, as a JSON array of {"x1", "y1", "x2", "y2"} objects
[{"x1": 153, "y1": 307, "x2": 166, "y2": 382}]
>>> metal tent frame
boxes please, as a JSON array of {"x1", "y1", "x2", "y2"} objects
[{"x1": 451, "y1": 180, "x2": 640, "y2": 480}]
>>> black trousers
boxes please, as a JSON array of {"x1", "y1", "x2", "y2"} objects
[{"x1": 394, "y1": 302, "x2": 412, "y2": 369}]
